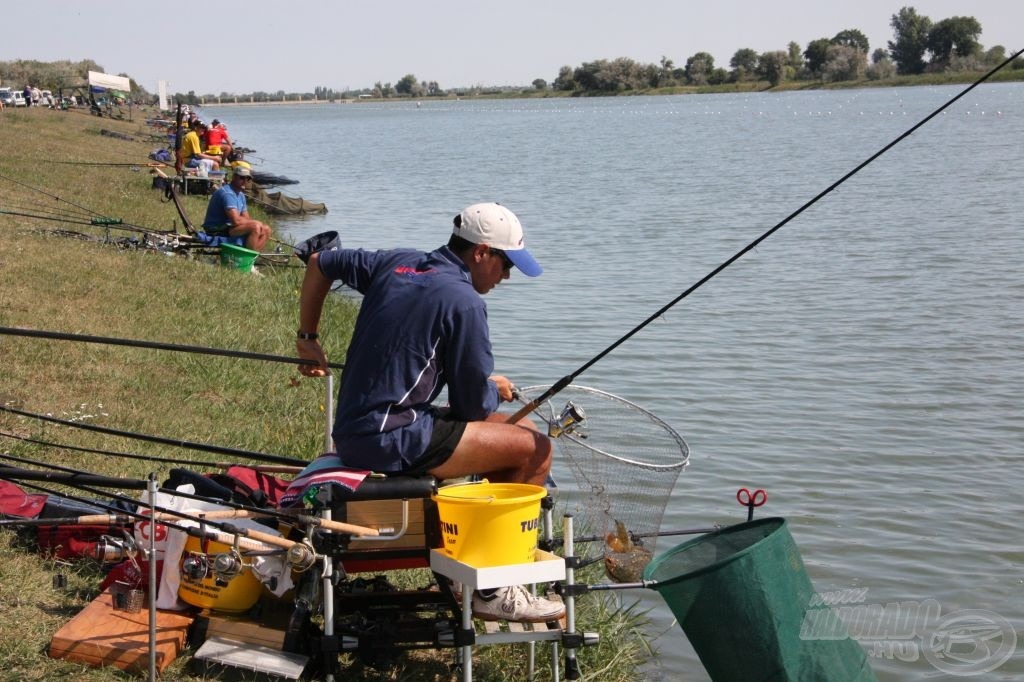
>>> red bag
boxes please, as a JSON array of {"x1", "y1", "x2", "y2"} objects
[
  {"x1": 0, "y1": 480, "x2": 47, "y2": 518},
  {"x1": 36, "y1": 524, "x2": 113, "y2": 559}
]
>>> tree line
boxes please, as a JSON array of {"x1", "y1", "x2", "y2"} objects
[
  {"x1": 550, "y1": 8, "x2": 1017, "y2": 92},
  {"x1": 3, "y1": 6, "x2": 1021, "y2": 105}
]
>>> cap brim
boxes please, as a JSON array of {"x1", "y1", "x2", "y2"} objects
[{"x1": 506, "y1": 248, "x2": 542, "y2": 277}]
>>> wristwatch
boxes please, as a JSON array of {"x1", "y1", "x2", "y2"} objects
[{"x1": 297, "y1": 331, "x2": 318, "y2": 341}]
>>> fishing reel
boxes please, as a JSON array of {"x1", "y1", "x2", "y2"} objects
[
  {"x1": 286, "y1": 541, "x2": 317, "y2": 573},
  {"x1": 181, "y1": 552, "x2": 211, "y2": 581},
  {"x1": 548, "y1": 400, "x2": 587, "y2": 439},
  {"x1": 211, "y1": 550, "x2": 245, "y2": 583},
  {"x1": 93, "y1": 530, "x2": 142, "y2": 565}
]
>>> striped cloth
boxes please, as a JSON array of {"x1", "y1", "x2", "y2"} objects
[{"x1": 278, "y1": 453, "x2": 369, "y2": 508}]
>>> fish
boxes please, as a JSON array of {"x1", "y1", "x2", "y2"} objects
[{"x1": 603, "y1": 520, "x2": 652, "y2": 583}]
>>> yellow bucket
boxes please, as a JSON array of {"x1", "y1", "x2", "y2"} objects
[
  {"x1": 177, "y1": 535, "x2": 262, "y2": 613},
  {"x1": 433, "y1": 482, "x2": 547, "y2": 567}
]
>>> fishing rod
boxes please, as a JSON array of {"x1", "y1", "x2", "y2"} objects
[
  {"x1": 0, "y1": 456, "x2": 378, "y2": 538},
  {"x1": 0, "y1": 171, "x2": 110, "y2": 219},
  {"x1": 0, "y1": 326, "x2": 344, "y2": 370},
  {"x1": 0, "y1": 429, "x2": 300, "y2": 472},
  {"x1": 0, "y1": 470, "x2": 292, "y2": 554},
  {"x1": 0, "y1": 403, "x2": 307, "y2": 466},
  {"x1": 0, "y1": 171, "x2": 178, "y2": 237},
  {"x1": 508, "y1": 48, "x2": 1024, "y2": 423}
]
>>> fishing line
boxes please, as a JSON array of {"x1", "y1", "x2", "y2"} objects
[
  {"x1": 509, "y1": 48, "x2": 1024, "y2": 423},
  {"x1": 0, "y1": 404, "x2": 306, "y2": 466}
]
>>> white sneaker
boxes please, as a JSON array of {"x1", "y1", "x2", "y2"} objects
[{"x1": 471, "y1": 585, "x2": 565, "y2": 623}]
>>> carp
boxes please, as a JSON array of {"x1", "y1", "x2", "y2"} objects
[{"x1": 603, "y1": 520, "x2": 652, "y2": 583}]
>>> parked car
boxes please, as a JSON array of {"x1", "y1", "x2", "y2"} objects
[
  {"x1": 11, "y1": 90, "x2": 26, "y2": 106},
  {"x1": 40, "y1": 90, "x2": 54, "y2": 107},
  {"x1": 0, "y1": 87, "x2": 13, "y2": 106}
]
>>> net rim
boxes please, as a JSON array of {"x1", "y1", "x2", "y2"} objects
[{"x1": 520, "y1": 384, "x2": 690, "y2": 470}]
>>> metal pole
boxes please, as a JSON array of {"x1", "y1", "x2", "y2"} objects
[
  {"x1": 563, "y1": 514, "x2": 579, "y2": 680},
  {"x1": 324, "y1": 374, "x2": 334, "y2": 453},
  {"x1": 147, "y1": 474, "x2": 158, "y2": 682}
]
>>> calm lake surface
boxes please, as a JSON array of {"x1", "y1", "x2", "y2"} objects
[{"x1": 205, "y1": 84, "x2": 1023, "y2": 680}]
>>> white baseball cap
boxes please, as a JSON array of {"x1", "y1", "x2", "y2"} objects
[{"x1": 453, "y1": 202, "x2": 542, "y2": 277}]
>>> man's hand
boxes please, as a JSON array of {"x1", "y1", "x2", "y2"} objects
[
  {"x1": 297, "y1": 338, "x2": 330, "y2": 377},
  {"x1": 490, "y1": 374, "x2": 516, "y2": 402}
]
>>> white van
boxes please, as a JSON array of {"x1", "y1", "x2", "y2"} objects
[{"x1": 11, "y1": 90, "x2": 26, "y2": 106}]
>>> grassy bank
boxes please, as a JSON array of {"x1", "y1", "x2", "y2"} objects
[{"x1": 0, "y1": 108, "x2": 651, "y2": 680}]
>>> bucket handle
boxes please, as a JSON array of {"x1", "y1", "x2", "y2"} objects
[{"x1": 437, "y1": 479, "x2": 497, "y2": 502}]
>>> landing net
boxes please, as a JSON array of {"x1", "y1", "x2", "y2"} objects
[{"x1": 519, "y1": 385, "x2": 689, "y2": 564}]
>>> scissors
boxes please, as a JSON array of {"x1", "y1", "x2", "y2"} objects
[{"x1": 736, "y1": 488, "x2": 767, "y2": 521}]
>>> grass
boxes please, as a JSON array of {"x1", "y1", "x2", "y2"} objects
[{"x1": 0, "y1": 107, "x2": 651, "y2": 680}]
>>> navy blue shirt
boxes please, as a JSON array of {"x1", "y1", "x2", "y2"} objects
[{"x1": 318, "y1": 245, "x2": 499, "y2": 472}]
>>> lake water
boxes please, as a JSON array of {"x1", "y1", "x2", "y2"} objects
[{"x1": 204, "y1": 83, "x2": 1023, "y2": 680}]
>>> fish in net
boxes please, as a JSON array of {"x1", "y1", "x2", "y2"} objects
[{"x1": 519, "y1": 385, "x2": 688, "y2": 581}]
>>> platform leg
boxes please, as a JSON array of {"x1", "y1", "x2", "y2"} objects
[
  {"x1": 462, "y1": 588, "x2": 473, "y2": 682},
  {"x1": 564, "y1": 514, "x2": 580, "y2": 680}
]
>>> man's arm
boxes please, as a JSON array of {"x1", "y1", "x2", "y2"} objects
[{"x1": 296, "y1": 252, "x2": 333, "y2": 377}]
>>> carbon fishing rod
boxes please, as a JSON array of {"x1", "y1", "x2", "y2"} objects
[
  {"x1": 0, "y1": 455, "x2": 378, "y2": 537},
  {"x1": 0, "y1": 326, "x2": 343, "y2": 370},
  {"x1": 0, "y1": 171, "x2": 178, "y2": 236},
  {"x1": 0, "y1": 429, "x2": 300, "y2": 472},
  {"x1": 0, "y1": 470, "x2": 297, "y2": 555},
  {"x1": 0, "y1": 403, "x2": 307, "y2": 466},
  {"x1": 509, "y1": 48, "x2": 1024, "y2": 423}
]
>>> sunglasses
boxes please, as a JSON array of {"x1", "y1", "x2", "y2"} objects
[{"x1": 490, "y1": 248, "x2": 514, "y2": 271}]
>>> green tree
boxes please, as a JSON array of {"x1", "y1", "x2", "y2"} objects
[
  {"x1": 889, "y1": 6, "x2": 932, "y2": 75},
  {"x1": 803, "y1": 38, "x2": 832, "y2": 75},
  {"x1": 553, "y1": 65, "x2": 575, "y2": 91},
  {"x1": 395, "y1": 74, "x2": 418, "y2": 95},
  {"x1": 866, "y1": 51, "x2": 897, "y2": 80},
  {"x1": 757, "y1": 51, "x2": 788, "y2": 86},
  {"x1": 658, "y1": 56, "x2": 677, "y2": 86},
  {"x1": 684, "y1": 52, "x2": 715, "y2": 85},
  {"x1": 982, "y1": 45, "x2": 1007, "y2": 66},
  {"x1": 821, "y1": 44, "x2": 866, "y2": 82},
  {"x1": 729, "y1": 48, "x2": 758, "y2": 81},
  {"x1": 926, "y1": 16, "x2": 982, "y2": 66},
  {"x1": 832, "y1": 29, "x2": 870, "y2": 54},
  {"x1": 787, "y1": 41, "x2": 803, "y2": 71},
  {"x1": 532, "y1": 78, "x2": 547, "y2": 91}
]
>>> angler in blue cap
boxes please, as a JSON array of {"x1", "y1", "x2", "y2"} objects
[{"x1": 296, "y1": 202, "x2": 562, "y2": 623}]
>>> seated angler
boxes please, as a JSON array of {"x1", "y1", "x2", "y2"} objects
[
  {"x1": 201, "y1": 166, "x2": 271, "y2": 251},
  {"x1": 205, "y1": 118, "x2": 233, "y2": 165},
  {"x1": 179, "y1": 119, "x2": 221, "y2": 174}
]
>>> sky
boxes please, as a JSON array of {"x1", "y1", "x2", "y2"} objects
[{"x1": 2, "y1": 1, "x2": 1021, "y2": 95}]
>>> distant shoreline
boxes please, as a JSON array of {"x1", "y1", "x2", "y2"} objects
[{"x1": 192, "y1": 69, "x2": 1024, "y2": 108}]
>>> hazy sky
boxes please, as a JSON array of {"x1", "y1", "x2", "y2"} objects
[{"x1": 2, "y1": 1, "x2": 1020, "y2": 94}]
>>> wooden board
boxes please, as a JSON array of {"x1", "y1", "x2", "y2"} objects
[
  {"x1": 344, "y1": 498, "x2": 429, "y2": 550},
  {"x1": 48, "y1": 588, "x2": 194, "y2": 673},
  {"x1": 197, "y1": 602, "x2": 291, "y2": 650}
]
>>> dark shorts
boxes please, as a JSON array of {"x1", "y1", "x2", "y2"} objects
[{"x1": 404, "y1": 416, "x2": 467, "y2": 475}]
